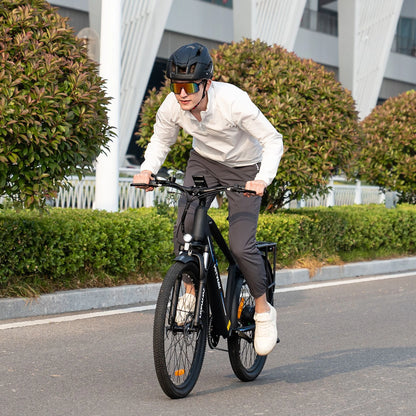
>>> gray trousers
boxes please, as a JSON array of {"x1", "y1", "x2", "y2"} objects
[{"x1": 174, "y1": 150, "x2": 267, "y2": 299}]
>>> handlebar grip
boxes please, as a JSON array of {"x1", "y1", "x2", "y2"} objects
[
  {"x1": 130, "y1": 180, "x2": 158, "y2": 188},
  {"x1": 228, "y1": 186, "x2": 257, "y2": 195}
]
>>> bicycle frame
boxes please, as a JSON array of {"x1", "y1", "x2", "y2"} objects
[
  {"x1": 133, "y1": 177, "x2": 278, "y2": 398},
  {"x1": 174, "y1": 196, "x2": 234, "y2": 338},
  {"x1": 176, "y1": 218, "x2": 277, "y2": 345},
  {"x1": 131, "y1": 177, "x2": 276, "y2": 340},
  {"x1": 174, "y1": 198, "x2": 277, "y2": 342}
]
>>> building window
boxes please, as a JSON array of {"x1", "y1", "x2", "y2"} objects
[
  {"x1": 394, "y1": 17, "x2": 416, "y2": 57},
  {"x1": 301, "y1": 7, "x2": 338, "y2": 36}
]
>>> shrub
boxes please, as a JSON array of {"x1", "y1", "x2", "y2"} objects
[
  {"x1": 0, "y1": 208, "x2": 173, "y2": 290},
  {"x1": 1, "y1": 205, "x2": 415, "y2": 296},
  {"x1": 357, "y1": 90, "x2": 416, "y2": 204},
  {"x1": 137, "y1": 39, "x2": 360, "y2": 210},
  {"x1": 209, "y1": 204, "x2": 416, "y2": 268},
  {"x1": 0, "y1": 0, "x2": 112, "y2": 208}
]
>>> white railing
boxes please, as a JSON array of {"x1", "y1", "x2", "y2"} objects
[
  {"x1": 290, "y1": 178, "x2": 385, "y2": 208},
  {"x1": 55, "y1": 176, "x2": 171, "y2": 209},
  {"x1": 53, "y1": 175, "x2": 386, "y2": 210}
]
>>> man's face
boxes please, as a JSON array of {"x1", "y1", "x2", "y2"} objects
[{"x1": 170, "y1": 80, "x2": 209, "y2": 111}]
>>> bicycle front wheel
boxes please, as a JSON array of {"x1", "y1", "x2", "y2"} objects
[
  {"x1": 228, "y1": 277, "x2": 267, "y2": 381},
  {"x1": 153, "y1": 261, "x2": 207, "y2": 399}
]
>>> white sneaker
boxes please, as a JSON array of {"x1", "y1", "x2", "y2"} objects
[
  {"x1": 254, "y1": 302, "x2": 278, "y2": 356},
  {"x1": 175, "y1": 293, "x2": 196, "y2": 325}
]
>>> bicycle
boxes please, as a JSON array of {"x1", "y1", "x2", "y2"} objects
[{"x1": 131, "y1": 176, "x2": 278, "y2": 399}]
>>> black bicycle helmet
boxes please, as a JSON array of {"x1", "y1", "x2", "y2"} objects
[{"x1": 166, "y1": 43, "x2": 213, "y2": 81}]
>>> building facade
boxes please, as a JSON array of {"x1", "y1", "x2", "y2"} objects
[{"x1": 50, "y1": 0, "x2": 416, "y2": 164}]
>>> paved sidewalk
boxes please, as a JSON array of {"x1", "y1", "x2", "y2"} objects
[{"x1": 1, "y1": 256, "x2": 416, "y2": 321}]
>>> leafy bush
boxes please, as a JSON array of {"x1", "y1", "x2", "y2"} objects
[
  {"x1": 0, "y1": 209, "x2": 173, "y2": 290},
  {"x1": 211, "y1": 205, "x2": 416, "y2": 266},
  {"x1": 357, "y1": 90, "x2": 416, "y2": 204},
  {"x1": 0, "y1": 0, "x2": 112, "y2": 208},
  {"x1": 137, "y1": 39, "x2": 360, "y2": 210},
  {"x1": 1, "y1": 205, "x2": 415, "y2": 297}
]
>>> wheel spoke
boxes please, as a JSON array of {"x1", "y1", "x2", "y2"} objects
[
  {"x1": 228, "y1": 279, "x2": 267, "y2": 381},
  {"x1": 153, "y1": 262, "x2": 207, "y2": 398}
]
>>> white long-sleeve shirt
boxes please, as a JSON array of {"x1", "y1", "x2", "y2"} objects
[{"x1": 141, "y1": 81, "x2": 284, "y2": 186}]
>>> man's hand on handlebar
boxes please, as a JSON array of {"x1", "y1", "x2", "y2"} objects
[
  {"x1": 132, "y1": 174, "x2": 265, "y2": 196},
  {"x1": 132, "y1": 170, "x2": 154, "y2": 191},
  {"x1": 245, "y1": 180, "x2": 267, "y2": 197}
]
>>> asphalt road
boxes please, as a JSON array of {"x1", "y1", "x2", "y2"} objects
[{"x1": 1, "y1": 273, "x2": 416, "y2": 416}]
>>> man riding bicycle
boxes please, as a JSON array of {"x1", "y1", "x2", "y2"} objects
[{"x1": 133, "y1": 42, "x2": 284, "y2": 356}]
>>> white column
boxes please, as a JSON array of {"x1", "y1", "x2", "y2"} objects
[
  {"x1": 256, "y1": 0, "x2": 307, "y2": 51},
  {"x1": 233, "y1": 0, "x2": 257, "y2": 41},
  {"x1": 338, "y1": 0, "x2": 404, "y2": 119},
  {"x1": 119, "y1": 0, "x2": 173, "y2": 166},
  {"x1": 233, "y1": 0, "x2": 307, "y2": 51},
  {"x1": 94, "y1": 0, "x2": 121, "y2": 211}
]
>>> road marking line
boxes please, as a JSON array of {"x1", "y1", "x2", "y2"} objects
[
  {"x1": 0, "y1": 271, "x2": 414, "y2": 331},
  {"x1": 275, "y1": 271, "x2": 416, "y2": 293},
  {"x1": 0, "y1": 305, "x2": 155, "y2": 330}
]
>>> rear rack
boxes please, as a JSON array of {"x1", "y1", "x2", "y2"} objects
[{"x1": 256, "y1": 241, "x2": 277, "y2": 280}]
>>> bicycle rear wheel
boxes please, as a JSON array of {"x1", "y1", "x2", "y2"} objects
[
  {"x1": 227, "y1": 277, "x2": 267, "y2": 381},
  {"x1": 153, "y1": 261, "x2": 207, "y2": 399}
]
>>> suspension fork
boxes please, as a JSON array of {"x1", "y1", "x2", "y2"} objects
[
  {"x1": 170, "y1": 251, "x2": 208, "y2": 329},
  {"x1": 192, "y1": 252, "x2": 208, "y2": 328}
]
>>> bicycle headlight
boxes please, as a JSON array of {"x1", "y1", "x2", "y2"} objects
[{"x1": 183, "y1": 234, "x2": 192, "y2": 243}]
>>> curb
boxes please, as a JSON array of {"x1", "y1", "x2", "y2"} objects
[{"x1": 1, "y1": 256, "x2": 416, "y2": 321}]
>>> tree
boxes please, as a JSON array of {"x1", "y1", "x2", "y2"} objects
[
  {"x1": 357, "y1": 89, "x2": 416, "y2": 204},
  {"x1": 137, "y1": 39, "x2": 360, "y2": 210},
  {"x1": 0, "y1": 0, "x2": 112, "y2": 208}
]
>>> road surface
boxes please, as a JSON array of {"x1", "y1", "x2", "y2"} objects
[{"x1": 1, "y1": 272, "x2": 415, "y2": 415}]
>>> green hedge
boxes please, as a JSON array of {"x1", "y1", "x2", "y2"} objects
[
  {"x1": 1, "y1": 205, "x2": 416, "y2": 296},
  {"x1": 0, "y1": 208, "x2": 173, "y2": 290},
  {"x1": 210, "y1": 204, "x2": 416, "y2": 265}
]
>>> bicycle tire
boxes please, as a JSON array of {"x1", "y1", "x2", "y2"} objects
[
  {"x1": 153, "y1": 261, "x2": 207, "y2": 399},
  {"x1": 227, "y1": 276, "x2": 267, "y2": 381}
]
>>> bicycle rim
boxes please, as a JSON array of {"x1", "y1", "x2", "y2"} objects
[
  {"x1": 153, "y1": 261, "x2": 207, "y2": 399},
  {"x1": 228, "y1": 278, "x2": 267, "y2": 381}
]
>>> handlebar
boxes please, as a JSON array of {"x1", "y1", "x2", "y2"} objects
[{"x1": 130, "y1": 178, "x2": 257, "y2": 198}]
